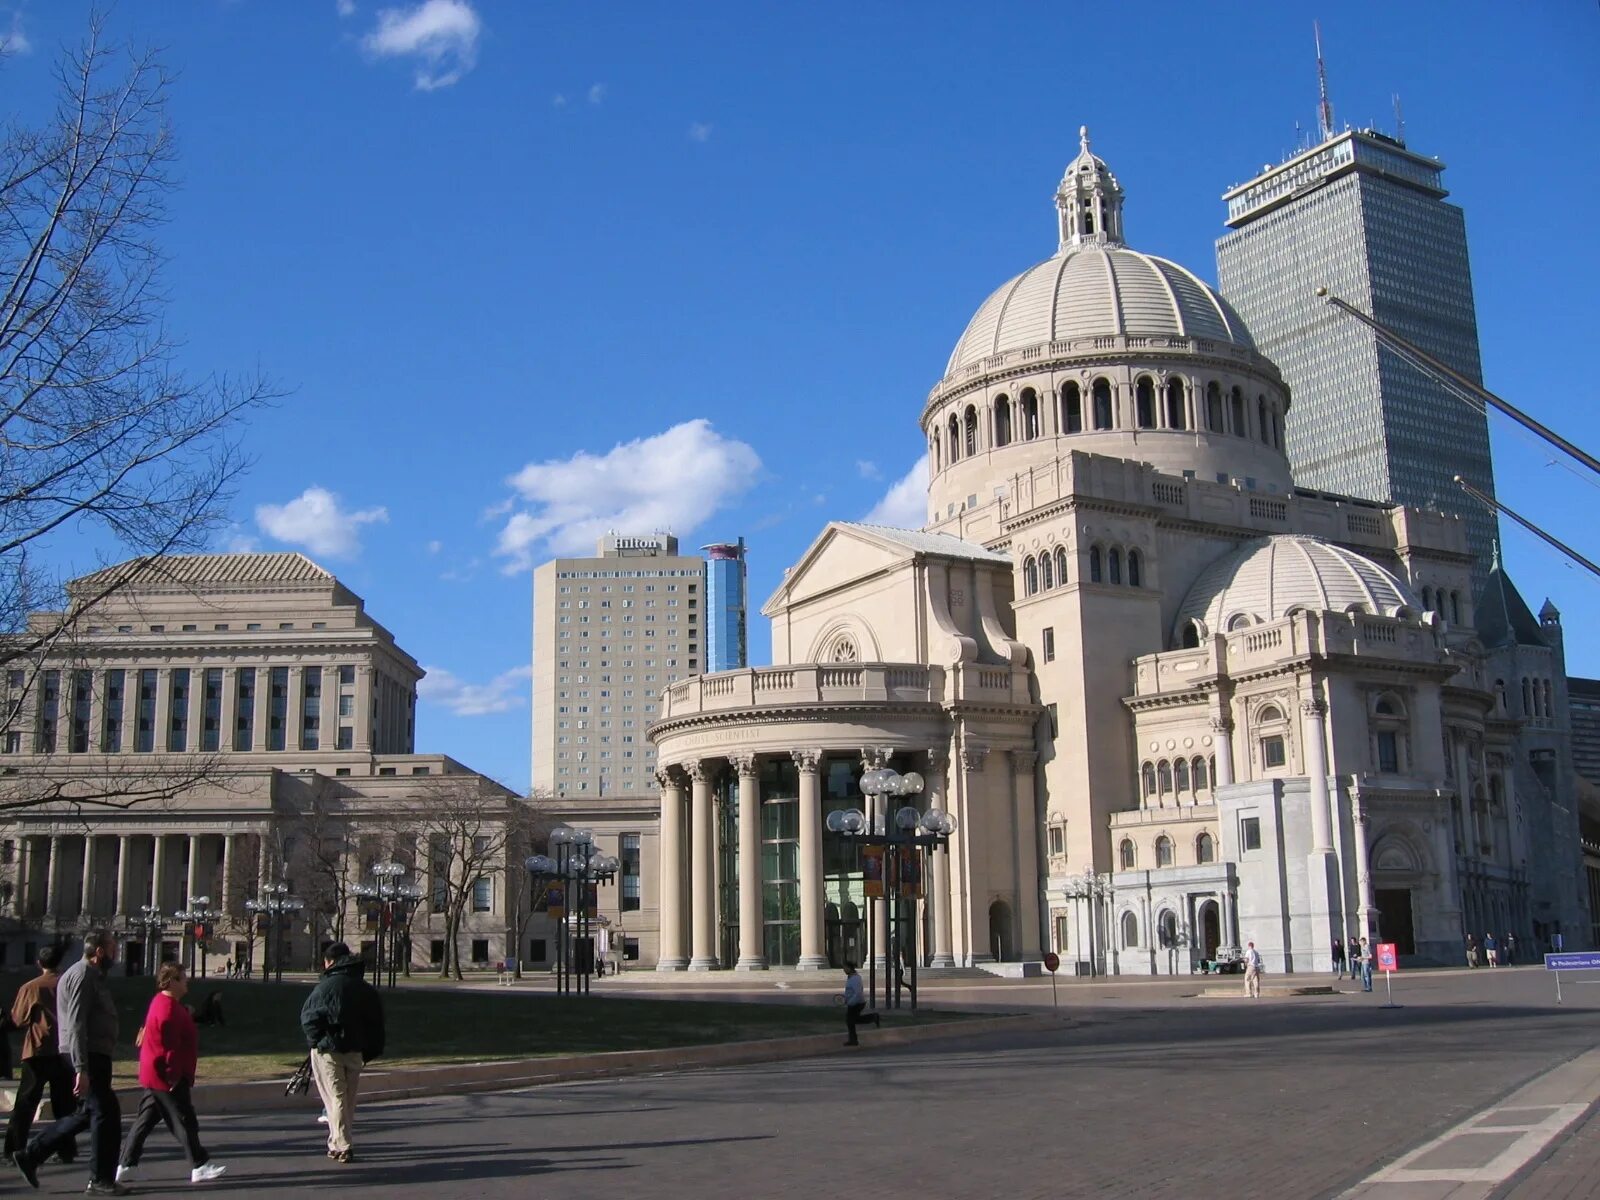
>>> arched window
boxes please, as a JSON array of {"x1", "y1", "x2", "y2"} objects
[
  {"x1": 1155, "y1": 835, "x2": 1174, "y2": 867},
  {"x1": 1421, "y1": 586, "x2": 1433, "y2": 612},
  {"x1": 1089, "y1": 546, "x2": 1103, "y2": 583},
  {"x1": 1062, "y1": 382, "x2": 1083, "y2": 433},
  {"x1": 1108, "y1": 548, "x2": 1123, "y2": 585},
  {"x1": 1192, "y1": 756, "x2": 1208, "y2": 790},
  {"x1": 1023, "y1": 557, "x2": 1038, "y2": 596},
  {"x1": 1135, "y1": 376, "x2": 1156, "y2": 429},
  {"x1": 947, "y1": 415, "x2": 960, "y2": 463},
  {"x1": 1450, "y1": 591, "x2": 1462, "y2": 624},
  {"x1": 1372, "y1": 691, "x2": 1408, "y2": 773},
  {"x1": 1039, "y1": 552, "x2": 1054, "y2": 590},
  {"x1": 1157, "y1": 761, "x2": 1172, "y2": 793},
  {"x1": 1166, "y1": 377, "x2": 1187, "y2": 429},
  {"x1": 1258, "y1": 396, "x2": 1270, "y2": 443},
  {"x1": 1142, "y1": 762, "x2": 1157, "y2": 797},
  {"x1": 1021, "y1": 388, "x2": 1040, "y2": 440},
  {"x1": 1159, "y1": 910, "x2": 1178, "y2": 947},
  {"x1": 930, "y1": 436, "x2": 940, "y2": 473},
  {"x1": 1543, "y1": 679, "x2": 1553, "y2": 718},
  {"x1": 1522, "y1": 677, "x2": 1533, "y2": 716},
  {"x1": 1226, "y1": 613, "x2": 1251, "y2": 631},
  {"x1": 1121, "y1": 909, "x2": 1139, "y2": 946},
  {"x1": 1230, "y1": 386, "x2": 1246, "y2": 437},
  {"x1": 1092, "y1": 378, "x2": 1114, "y2": 430},
  {"x1": 1196, "y1": 832, "x2": 1215, "y2": 864},
  {"x1": 1119, "y1": 839, "x2": 1136, "y2": 871},
  {"x1": 1206, "y1": 382, "x2": 1224, "y2": 432},
  {"x1": 1127, "y1": 549, "x2": 1142, "y2": 587},
  {"x1": 964, "y1": 405, "x2": 978, "y2": 456},
  {"x1": 994, "y1": 396, "x2": 1012, "y2": 447},
  {"x1": 1258, "y1": 704, "x2": 1283, "y2": 723},
  {"x1": 1495, "y1": 678, "x2": 1507, "y2": 714},
  {"x1": 1054, "y1": 547, "x2": 1068, "y2": 585},
  {"x1": 1174, "y1": 758, "x2": 1190, "y2": 792}
]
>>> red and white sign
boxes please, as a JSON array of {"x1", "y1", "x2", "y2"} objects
[
  {"x1": 1043, "y1": 952, "x2": 1060, "y2": 974},
  {"x1": 1376, "y1": 943, "x2": 1399, "y2": 972}
]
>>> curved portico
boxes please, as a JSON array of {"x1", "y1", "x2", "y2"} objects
[{"x1": 648, "y1": 662, "x2": 1037, "y2": 971}]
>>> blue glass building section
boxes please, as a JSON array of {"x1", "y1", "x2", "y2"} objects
[{"x1": 703, "y1": 539, "x2": 747, "y2": 674}]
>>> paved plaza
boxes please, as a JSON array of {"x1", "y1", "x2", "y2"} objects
[{"x1": 38, "y1": 966, "x2": 1600, "y2": 1199}]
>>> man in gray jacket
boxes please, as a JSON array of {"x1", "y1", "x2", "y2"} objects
[{"x1": 12, "y1": 930, "x2": 126, "y2": 1196}]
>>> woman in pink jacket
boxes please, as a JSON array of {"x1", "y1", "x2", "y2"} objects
[{"x1": 114, "y1": 963, "x2": 227, "y2": 1185}]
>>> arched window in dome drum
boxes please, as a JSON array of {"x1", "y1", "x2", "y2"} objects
[
  {"x1": 1054, "y1": 547, "x2": 1068, "y2": 585},
  {"x1": 1021, "y1": 389, "x2": 1040, "y2": 439},
  {"x1": 1230, "y1": 386, "x2": 1246, "y2": 438},
  {"x1": 1061, "y1": 382, "x2": 1083, "y2": 433},
  {"x1": 1023, "y1": 557, "x2": 1038, "y2": 596},
  {"x1": 1157, "y1": 761, "x2": 1172, "y2": 793},
  {"x1": 1450, "y1": 591, "x2": 1462, "y2": 624},
  {"x1": 1422, "y1": 586, "x2": 1433, "y2": 612},
  {"x1": 1166, "y1": 377, "x2": 1187, "y2": 430},
  {"x1": 930, "y1": 437, "x2": 940, "y2": 473},
  {"x1": 1039, "y1": 552, "x2": 1053, "y2": 590},
  {"x1": 1174, "y1": 758, "x2": 1190, "y2": 792},
  {"x1": 1127, "y1": 549, "x2": 1142, "y2": 587},
  {"x1": 1089, "y1": 546, "x2": 1103, "y2": 583},
  {"x1": 1120, "y1": 839, "x2": 1136, "y2": 871},
  {"x1": 1206, "y1": 382, "x2": 1224, "y2": 432},
  {"x1": 1180, "y1": 621, "x2": 1201, "y2": 649},
  {"x1": 994, "y1": 396, "x2": 1012, "y2": 447},
  {"x1": 1142, "y1": 763, "x2": 1157, "y2": 797},
  {"x1": 1108, "y1": 548, "x2": 1122, "y2": 585},
  {"x1": 1092, "y1": 379, "x2": 1114, "y2": 430},
  {"x1": 964, "y1": 405, "x2": 978, "y2": 456},
  {"x1": 1135, "y1": 377, "x2": 1156, "y2": 429},
  {"x1": 947, "y1": 415, "x2": 960, "y2": 463},
  {"x1": 1258, "y1": 396, "x2": 1270, "y2": 444},
  {"x1": 1192, "y1": 756, "x2": 1208, "y2": 790}
]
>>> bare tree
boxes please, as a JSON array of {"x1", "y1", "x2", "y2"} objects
[
  {"x1": 505, "y1": 789, "x2": 554, "y2": 979},
  {"x1": 0, "y1": 17, "x2": 274, "y2": 812},
  {"x1": 279, "y1": 789, "x2": 353, "y2": 949}
]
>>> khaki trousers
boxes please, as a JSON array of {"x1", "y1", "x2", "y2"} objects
[
  {"x1": 1244, "y1": 966, "x2": 1261, "y2": 998},
  {"x1": 310, "y1": 1049, "x2": 365, "y2": 1154}
]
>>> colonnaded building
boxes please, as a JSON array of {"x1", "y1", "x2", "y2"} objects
[{"x1": 642, "y1": 131, "x2": 1589, "y2": 974}]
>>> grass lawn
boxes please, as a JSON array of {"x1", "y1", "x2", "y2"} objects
[{"x1": 15, "y1": 976, "x2": 954, "y2": 1084}]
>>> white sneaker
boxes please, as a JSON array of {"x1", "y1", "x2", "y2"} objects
[
  {"x1": 115, "y1": 1166, "x2": 140, "y2": 1183},
  {"x1": 317, "y1": 1112, "x2": 329, "y2": 1125},
  {"x1": 191, "y1": 1162, "x2": 227, "y2": 1183}
]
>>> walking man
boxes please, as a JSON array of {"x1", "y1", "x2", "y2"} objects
[
  {"x1": 842, "y1": 961, "x2": 879, "y2": 1046},
  {"x1": 1466, "y1": 934, "x2": 1478, "y2": 968},
  {"x1": 12, "y1": 929, "x2": 125, "y2": 1195},
  {"x1": 300, "y1": 942, "x2": 385, "y2": 1164},
  {"x1": 1506, "y1": 933, "x2": 1517, "y2": 965},
  {"x1": 1485, "y1": 933, "x2": 1499, "y2": 967},
  {"x1": 1243, "y1": 941, "x2": 1263, "y2": 998},
  {"x1": 5, "y1": 944, "x2": 77, "y2": 1166},
  {"x1": 1331, "y1": 937, "x2": 1346, "y2": 979},
  {"x1": 1359, "y1": 938, "x2": 1374, "y2": 991}
]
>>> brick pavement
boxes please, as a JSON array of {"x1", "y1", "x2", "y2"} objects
[{"x1": 1495, "y1": 1104, "x2": 1600, "y2": 1200}]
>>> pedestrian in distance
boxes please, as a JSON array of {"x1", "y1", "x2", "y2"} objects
[
  {"x1": 1332, "y1": 937, "x2": 1346, "y2": 979},
  {"x1": 12, "y1": 929, "x2": 126, "y2": 1196},
  {"x1": 1466, "y1": 934, "x2": 1478, "y2": 968},
  {"x1": 1504, "y1": 933, "x2": 1516, "y2": 966},
  {"x1": 1485, "y1": 932, "x2": 1499, "y2": 967},
  {"x1": 4, "y1": 944, "x2": 77, "y2": 1166},
  {"x1": 1359, "y1": 938, "x2": 1374, "y2": 992},
  {"x1": 115, "y1": 963, "x2": 227, "y2": 1185},
  {"x1": 1243, "y1": 941, "x2": 1263, "y2": 998},
  {"x1": 1347, "y1": 935, "x2": 1361, "y2": 980},
  {"x1": 300, "y1": 942, "x2": 385, "y2": 1164},
  {"x1": 842, "y1": 961, "x2": 879, "y2": 1046},
  {"x1": 223, "y1": 959, "x2": 234, "y2": 980}
]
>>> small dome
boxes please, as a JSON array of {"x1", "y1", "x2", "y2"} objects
[
  {"x1": 946, "y1": 245, "x2": 1255, "y2": 376},
  {"x1": 1176, "y1": 535, "x2": 1420, "y2": 637}
]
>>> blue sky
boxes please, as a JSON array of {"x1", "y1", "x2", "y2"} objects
[{"x1": 5, "y1": 1, "x2": 1597, "y2": 792}]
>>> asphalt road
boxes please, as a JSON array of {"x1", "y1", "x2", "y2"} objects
[{"x1": 26, "y1": 966, "x2": 1600, "y2": 1200}]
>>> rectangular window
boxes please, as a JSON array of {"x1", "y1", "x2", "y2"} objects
[
  {"x1": 268, "y1": 667, "x2": 288, "y2": 751},
  {"x1": 1048, "y1": 826, "x2": 1065, "y2": 856},
  {"x1": 35, "y1": 670, "x2": 60, "y2": 753},
  {"x1": 69, "y1": 670, "x2": 92, "y2": 753},
  {"x1": 233, "y1": 667, "x2": 256, "y2": 751},
  {"x1": 201, "y1": 668, "x2": 222, "y2": 752},
  {"x1": 338, "y1": 694, "x2": 353, "y2": 717},
  {"x1": 528, "y1": 938, "x2": 547, "y2": 963},
  {"x1": 136, "y1": 669, "x2": 157, "y2": 752},
  {"x1": 167, "y1": 668, "x2": 189, "y2": 752},
  {"x1": 621, "y1": 832, "x2": 641, "y2": 911},
  {"x1": 1042, "y1": 627, "x2": 1056, "y2": 663},
  {"x1": 1376, "y1": 730, "x2": 1399, "y2": 773},
  {"x1": 301, "y1": 666, "x2": 321, "y2": 751},
  {"x1": 429, "y1": 939, "x2": 445, "y2": 966},
  {"x1": 1241, "y1": 816, "x2": 1262, "y2": 852},
  {"x1": 337, "y1": 725, "x2": 353, "y2": 750},
  {"x1": 1261, "y1": 735, "x2": 1286, "y2": 768},
  {"x1": 102, "y1": 669, "x2": 125, "y2": 752},
  {"x1": 624, "y1": 937, "x2": 639, "y2": 962},
  {"x1": 472, "y1": 877, "x2": 492, "y2": 912},
  {"x1": 471, "y1": 938, "x2": 490, "y2": 963},
  {"x1": 338, "y1": 664, "x2": 355, "y2": 686}
]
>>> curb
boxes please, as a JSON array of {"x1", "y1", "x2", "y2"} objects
[{"x1": 189, "y1": 1011, "x2": 1066, "y2": 1115}]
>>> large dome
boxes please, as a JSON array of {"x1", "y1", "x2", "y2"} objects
[
  {"x1": 1177, "y1": 535, "x2": 1421, "y2": 637},
  {"x1": 946, "y1": 245, "x2": 1256, "y2": 377}
]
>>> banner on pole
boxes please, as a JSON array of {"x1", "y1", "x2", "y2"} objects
[{"x1": 862, "y1": 846, "x2": 885, "y2": 898}]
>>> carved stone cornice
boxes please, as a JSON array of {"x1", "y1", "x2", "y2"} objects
[
  {"x1": 653, "y1": 766, "x2": 681, "y2": 790},
  {"x1": 789, "y1": 748, "x2": 821, "y2": 774},
  {"x1": 1209, "y1": 717, "x2": 1233, "y2": 735},
  {"x1": 960, "y1": 743, "x2": 989, "y2": 774},
  {"x1": 1300, "y1": 699, "x2": 1326, "y2": 720},
  {"x1": 731, "y1": 752, "x2": 759, "y2": 777},
  {"x1": 683, "y1": 760, "x2": 711, "y2": 784}
]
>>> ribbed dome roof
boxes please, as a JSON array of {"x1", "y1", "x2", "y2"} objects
[
  {"x1": 1177, "y1": 535, "x2": 1420, "y2": 636},
  {"x1": 946, "y1": 245, "x2": 1256, "y2": 376}
]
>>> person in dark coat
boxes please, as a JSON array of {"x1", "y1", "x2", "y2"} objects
[
  {"x1": 299, "y1": 944, "x2": 385, "y2": 1164},
  {"x1": 4, "y1": 944, "x2": 76, "y2": 1164},
  {"x1": 1331, "y1": 938, "x2": 1346, "y2": 979}
]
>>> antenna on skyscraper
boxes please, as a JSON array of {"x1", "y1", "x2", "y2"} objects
[
  {"x1": 1393, "y1": 94, "x2": 1406, "y2": 146},
  {"x1": 1314, "y1": 21, "x2": 1335, "y2": 141}
]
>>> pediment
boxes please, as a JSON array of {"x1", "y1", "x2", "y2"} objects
[{"x1": 764, "y1": 524, "x2": 914, "y2": 615}]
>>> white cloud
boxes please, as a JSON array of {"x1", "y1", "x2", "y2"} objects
[
  {"x1": 1, "y1": 13, "x2": 30, "y2": 54},
  {"x1": 418, "y1": 664, "x2": 531, "y2": 716},
  {"x1": 494, "y1": 419, "x2": 761, "y2": 571},
  {"x1": 219, "y1": 526, "x2": 261, "y2": 554},
  {"x1": 255, "y1": 487, "x2": 388, "y2": 559},
  {"x1": 425, "y1": 539, "x2": 444, "y2": 554},
  {"x1": 862, "y1": 457, "x2": 929, "y2": 528},
  {"x1": 587, "y1": 82, "x2": 606, "y2": 104},
  {"x1": 336, "y1": 0, "x2": 357, "y2": 17},
  {"x1": 552, "y1": 93, "x2": 568, "y2": 107},
  {"x1": 361, "y1": 0, "x2": 480, "y2": 90},
  {"x1": 855, "y1": 459, "x2": 881, "y2": 480},
  {"x1": 688, "y1": 121, "x2": 713, "y2": 143}
]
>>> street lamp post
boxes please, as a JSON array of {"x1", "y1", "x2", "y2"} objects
[
  {"x1": 1059, "y1": 868, "x2": 1112, "y2": 977},
  {"x1": 244, "y1": 882, "x2": 304, "y2": 983},
  {"x1": 174, "y1": 896, "x2": 222, "y2": 977},
  {"x1": 526, "y1": 829, "x2": 619, "y2": 997},
  {"x1": 825, "y1": 767, "x2": 956, "y2": 1013},
  {"x1": 132, "y1": 904, "x2": 168, "y2": 977},
  {"x1": 353, "y1": 862, "x2": 423, "y2": 989}
]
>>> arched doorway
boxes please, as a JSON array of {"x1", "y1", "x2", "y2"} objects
[
  {"x1": 989, "y1": 900, "x2": 1013, "y2": 962},
  {"x1": 1199, "y1": 900, "x2": 1221, "y2": 959}
]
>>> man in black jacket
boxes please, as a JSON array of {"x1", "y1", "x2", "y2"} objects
[{"x1": 299, "y1": 943, "x2": 385, "y2": 1164}]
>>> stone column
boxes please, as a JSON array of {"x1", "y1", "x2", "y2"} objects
[
  {"x1": 927, "y1": 749, "x2": 956, "y2": 968},
  {"x1": 220, "y1": 670, "x2": 238, "y2": 753},
  {"x1": 221, "y1": 834, "x2": 235, "y2": 919},
  {"x1": 116, "y1": 835, "x2": 132, "y2": 917},
  {"x1": 154, "y1": 669, "x2": 173, "y2": 752},
  {"x1": 355, "y1": 667, "x2": 374, "y2": 753},
  {"x1": 1010, "y1": 748, "x2": 1042, "y2": 957},
  {"x1": 687, "y1": 762, "x2": 718, "y2": 971},
  {"x1": 252, "y1": 668, "x2": 272, "y2": 752},
  {"x1": 1220, "y1": 886, "x2": 1237, "y2": 952},
  {"x1": 185, "y1": 834, "x2": 202, "y2": 903},
  {"x1": 286, "y1": 667, "x2": 305, "y2": 752},
  {"x1": 151, "y1": 834, "x2": 168, "y2": 911},
  {"x1": 188, "y1": 667, "x2": 206, "y2": 753},
  {"x1": 1452, "y1": 735, "x2": 1473, "y2": 854},
  {"x1": 89, "y1": 671, "x2": 108, "y2": 753},
  {"x1": 44, "y1": 835, "x2": 60, "y2": 921},
  {"x1": 1501, "y1": 759, "x2": 1523, "y2": 869},
  {"x1": 1352, "y1": 796, "x2": 1376, "y2": 941},
  {"x1": 793, "y1": 749, "x2": 827, "y2": 971},
  {"x1": 15, "y1": 837, "x2": 31, "y2": 918},
  {"x1": 655, "y1": 769, "x2": 688, "y2": 971},
  {"x1": 80, "y1": 835, "x2": 97, "y2": 918},
  {"x1": 1211, "y1": 716, "x2": 1235, "y2": 786},
  {"x1": 734, "y1": 754, "x2": 766, "y2": 971}
]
